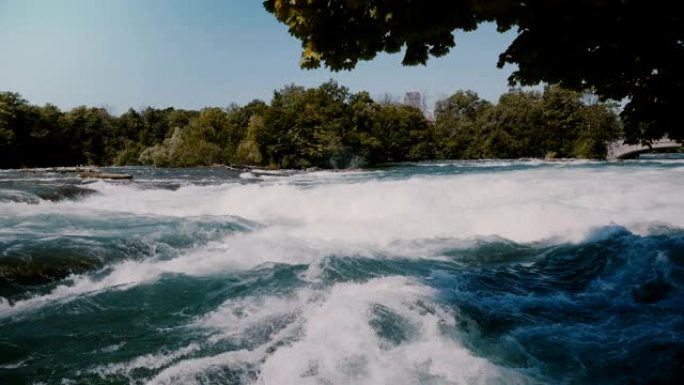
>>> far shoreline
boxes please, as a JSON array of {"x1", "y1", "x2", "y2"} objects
[{"x1": 6, "y1": 152, "x2": 684, "y2": 174}]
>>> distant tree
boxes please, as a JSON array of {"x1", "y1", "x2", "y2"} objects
[
  {"x1": 573, "y1": 103, "x2": 623, "y2": 159},
  {"x1": 227, "y1": 99, "x2": 268, "y2": 130},
  {"x1": 0, "y1": 92, "x2": 27, "y2": 168},
  {"x1": 139, "y1": 107, "x2": 175, "y2": 146},
  {"x1": 33, "y1": 104, "x2": 68, "y2": 166},
  {"x1": 430, "y1": 85, "x2": 621, "y2": 159},
  {"x1": 138, "y1": 125, "x2": 222, "y2": 167},
  {"x1": 234, "y1": 115, "x2": 266, "y2": 166},
  {"x1": 369, "y1": 104, "x2": 430, "y2": 163},
  {"x1": 540, "y1": 85, "x2": 584, "y2": 157},
  {"x1": 432, "y1": 90, "x2": 492, "y2": 158},
  {"x1": 61, "y1": 106, "x2": 115, "y2": 165}
]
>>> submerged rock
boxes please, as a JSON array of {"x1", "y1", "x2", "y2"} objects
[
  {"x1": 35, "y1": 185, "x2": 97, "y2": 201},
  {"x1": 0, "y1": 254, "x2": 102, "y2": 288},
  {"x1": 79, "y1": 171, "x2": 132, "y2": 180},
  {"x1": 632, "y1": 275, "x2": 673, "y2": 304}
]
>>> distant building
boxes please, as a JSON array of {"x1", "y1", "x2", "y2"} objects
[
  {"x1": 424, "y1": 109, "x2": 435, "y2": 122},
  {"x1": 404, "y1": 92, "x2": 422, "y2": 109}
]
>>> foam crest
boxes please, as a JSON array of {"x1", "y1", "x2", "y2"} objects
[
  {"x1": 0, "y1": 260, "x2": 164, "y2": 317},
  {"x1": 94, "y1": 343, "x2": 201, "y2": 379},
  {"x1": 44, "y1": 166, "x2": 684, "y2": 245},
  {"x1": 146, "y1": 277, "x2": 526, "y2": 385},
  {"x1": 254, "y1": 277, "x2": 511, "y2": 385},
  {"x1": 3, "y1": 165, "x2": 683, "y2": 246}
]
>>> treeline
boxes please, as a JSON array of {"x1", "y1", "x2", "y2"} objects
[
  {"x1": 0, "y1": 82, "x2": 621, "y2": 169},
  {"x1": 432, "y1": 86, "x2": 622, "y2": 159}
]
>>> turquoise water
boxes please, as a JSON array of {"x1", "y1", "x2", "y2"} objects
[{"x1": 1, "y1": 156, "x2": 684, "y2": 384}]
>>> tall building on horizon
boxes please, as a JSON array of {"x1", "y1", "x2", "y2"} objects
[{"x1": 404, "y1": 91, "x2": 422, "y2": 110}]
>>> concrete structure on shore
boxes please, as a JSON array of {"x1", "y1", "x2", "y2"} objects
[{"x1": 606, "y1": 139, "x2": 681, "y2": 160}]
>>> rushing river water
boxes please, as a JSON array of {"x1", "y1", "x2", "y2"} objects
[{"x1": 1, "y1": 156, "x2": 683, "y2": 385}]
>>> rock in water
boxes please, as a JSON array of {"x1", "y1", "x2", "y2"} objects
[{"x1": 79, "y1": 171, "x2": 132, "y2": 180}]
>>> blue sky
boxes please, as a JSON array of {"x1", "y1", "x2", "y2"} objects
[{"x1": 0, "y1": 0, "x2": 519, "y2": 114}]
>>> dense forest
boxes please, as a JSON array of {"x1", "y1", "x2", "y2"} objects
[{"x1": 0, "y1": 82, "x2": 622, "y2": 169}]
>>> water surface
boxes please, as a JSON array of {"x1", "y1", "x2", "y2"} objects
[{"x1": 1, "y1": 156, "x2": 683, "y2": 384}]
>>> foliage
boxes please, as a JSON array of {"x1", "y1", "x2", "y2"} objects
[
  {"x1": 431, "y1": 86, "x2": 622, "y2": 159},
  {"x1": 0, "y1": 82, "x2": 621, "y2": 169},
  {"x1": 263, "y1": 0, "x2": 684, "y2": 142}
]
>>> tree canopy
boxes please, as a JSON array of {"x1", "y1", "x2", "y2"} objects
[
  {"x1": 263, "y1": 0, "x2": 684, "y2": 142},
  {"x1": 1, "y1": 83, "x2": 621, "y2": 169}
]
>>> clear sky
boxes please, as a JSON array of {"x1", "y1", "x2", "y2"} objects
[{"x1": 0, "y1": 0, "x2": 519, "y2": 114}]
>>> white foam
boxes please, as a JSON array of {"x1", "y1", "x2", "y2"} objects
[
  {"x1": 2, "y1": 163, "x2": 684, "y2": 316},
  {"x1": 145, "y1": 277, "x2": 526, "y2": 385},
  {"x1": 0, "y1": 260, "x2": 164, "y2": 318},
  {"x1": 92, "y1": 343, "x2": 201, "y2": 379},
  {"x1": 57, "y1": 166, "x2": 684, "y2": 244}
]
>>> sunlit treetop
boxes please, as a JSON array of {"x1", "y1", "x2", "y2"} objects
[{"x1": 264, "y1": 0, "x2": 684, "y2": 142}]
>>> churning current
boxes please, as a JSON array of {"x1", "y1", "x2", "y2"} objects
[{"x1": 1, "y1": 156, "x2": 683, "y2": 385}]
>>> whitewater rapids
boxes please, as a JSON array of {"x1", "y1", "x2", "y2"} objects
[{"x1": 1, "y1": 157, "x2": 683, "y2": 384}]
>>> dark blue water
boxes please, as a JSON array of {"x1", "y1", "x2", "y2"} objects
[{"x1": 1, "y1": 156, "x2": 683, "y2": 384}]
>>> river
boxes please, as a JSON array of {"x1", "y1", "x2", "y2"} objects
[{"x1": 1, "y1": 155, "x2": 683, "y2": 384}]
